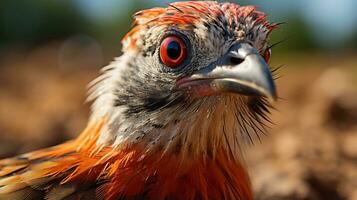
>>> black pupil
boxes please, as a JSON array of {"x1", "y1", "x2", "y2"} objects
[{"x1": 166, "y1": 41, "x2": 181, "y2": 60}]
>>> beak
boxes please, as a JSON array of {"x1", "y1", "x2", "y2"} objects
[{"x1": 176, "y1": 43, "x2": 277, "y2": 101}]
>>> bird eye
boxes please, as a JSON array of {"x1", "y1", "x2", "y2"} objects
[
  {"x1": 263, "y1": 48, "x2": 271, "y2": 63},
  {"x1": 160, "y1": 35, "x2": 187, "y2": 68}
]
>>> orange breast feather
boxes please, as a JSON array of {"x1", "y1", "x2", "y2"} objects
[{"x1": 0, "y1": 118, "x2": 253, "y2": 200}]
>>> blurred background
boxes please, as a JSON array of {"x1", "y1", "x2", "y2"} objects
[{"x1": 0, "y1": 0, "x2": 356, "y2": 199}]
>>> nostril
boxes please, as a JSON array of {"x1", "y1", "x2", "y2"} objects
[{"x1": 230, "y1": 56, "x2": 244, "y2": 65}]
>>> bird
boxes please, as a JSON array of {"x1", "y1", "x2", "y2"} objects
[{"x1": 0, "y1": 1, "x2": 278, "y2": 200}]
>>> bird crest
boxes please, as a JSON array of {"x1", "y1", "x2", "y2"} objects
[{"x1": 123, "y1": 1, "x2": 277, "y2": 51}]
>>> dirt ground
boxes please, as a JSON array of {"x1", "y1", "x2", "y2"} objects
[{"x1": 0, "y1": 45, "x2": 357, "y2": 200}]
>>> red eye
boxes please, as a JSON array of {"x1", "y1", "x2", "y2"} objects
[
  {"x1": 160, "y1": 36, "x2": 187, "y2": 68},
  {"x1": 263, "y1": 48, "x2": 271, "y2": 63}
]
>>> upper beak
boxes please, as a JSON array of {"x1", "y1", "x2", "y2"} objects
[{"x1": 176, "y1": 43, "x2": 277, "y2": 101}]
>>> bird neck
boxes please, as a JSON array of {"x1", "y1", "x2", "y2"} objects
[
  {"x1": 95, "y1": 95, "x2": 254, "y2": 199},
  {"x1": 79, "y1": 118, "x2": 253, "y2": 199},
  {"x1": 97, "y1": 95, "x2": 254, "y2": 162}
]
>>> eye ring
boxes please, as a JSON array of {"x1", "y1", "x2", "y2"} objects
[
  {"x1": 160, "y1": 35, "x2": 187, "y2": 68},
  {"x1": 263, "y1": 48, "x2": 271, "y2": 63}
]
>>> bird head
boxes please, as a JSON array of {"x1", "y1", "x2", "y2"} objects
[{"x1": 89, "y1": 1, "x2": 278, "y2": 158}]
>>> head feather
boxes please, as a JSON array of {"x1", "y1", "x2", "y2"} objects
[{"x1": 122, "y1": 1, "x2": 275, "y2": 51}]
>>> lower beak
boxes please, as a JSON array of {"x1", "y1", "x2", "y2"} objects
[{"x1": 176, "y1": 43, "x2": 277, "y2": 101}]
